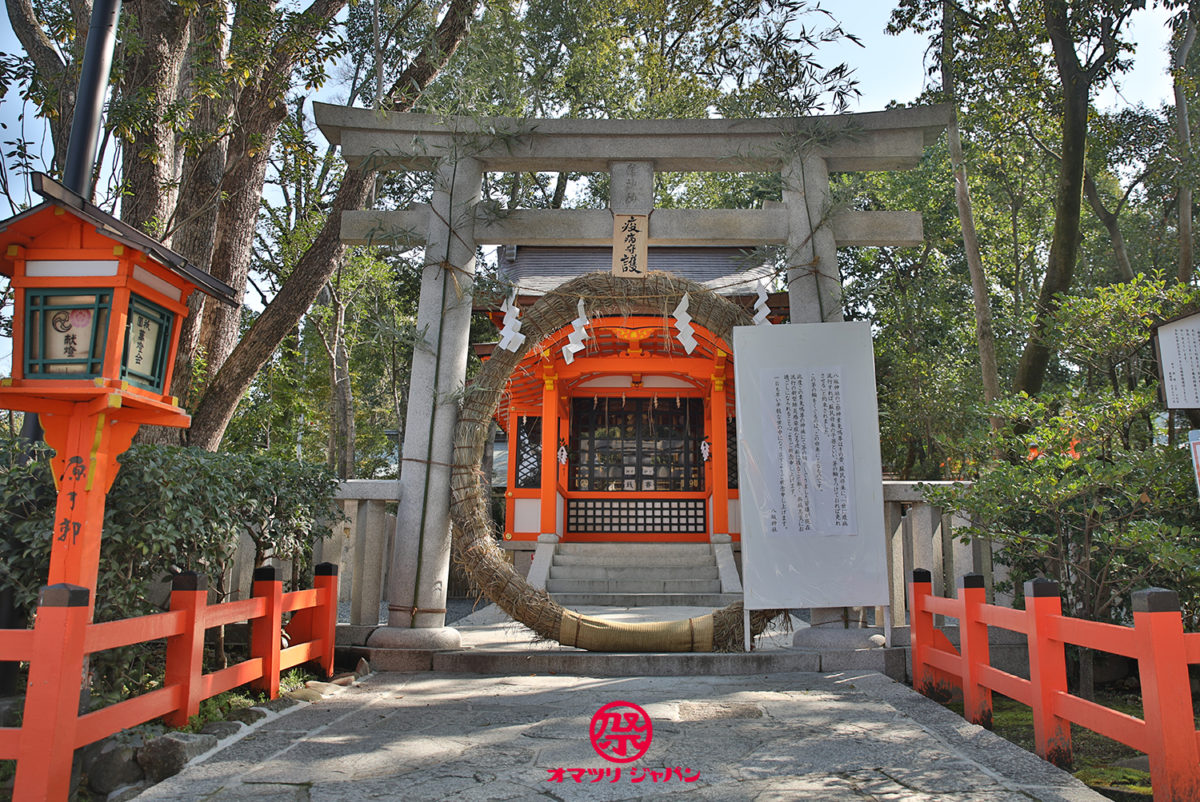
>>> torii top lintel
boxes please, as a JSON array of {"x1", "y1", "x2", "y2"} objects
[{"x1": 313, "y1": 103, "x2": 952, "y2": 174}]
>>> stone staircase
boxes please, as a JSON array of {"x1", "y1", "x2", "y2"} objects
[{"x1": 545, "y1": 543, "x2": 742, "y2": 607}]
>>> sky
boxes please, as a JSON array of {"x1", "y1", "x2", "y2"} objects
[{"x1": 0, "y1": 1, "x2": 1181, "y2": 372}]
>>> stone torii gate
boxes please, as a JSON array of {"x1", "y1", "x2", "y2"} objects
[{"x1": 313, "y1": 103, "x2": 950, "y2": 649}]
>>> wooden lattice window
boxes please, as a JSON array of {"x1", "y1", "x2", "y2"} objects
[
  {"x1": 566, "y1": 498, "x2": 706, "y2": 534},
  {"x1": 569, "y1": 397, "x2": 703, "y2": 492},
  {"x1": 514, "y1": 416, "x2": 541, "y2": 489}
]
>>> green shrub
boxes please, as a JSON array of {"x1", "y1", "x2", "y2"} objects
[{"x1": 0, "y1": 439, "x2": 340, "y2": 703}]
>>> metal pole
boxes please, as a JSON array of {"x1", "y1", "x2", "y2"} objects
[
  {"x1": 17, "y1": 0, "x2": 122, "y2": 448},
  {"x1": 62, "y1": 0, "x2": 123, "y2": 198}
]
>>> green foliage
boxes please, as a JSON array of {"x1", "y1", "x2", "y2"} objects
[
  {"x1": 179, "y1": 689, "x2": 265, "y2": 734},
  {"x1": 925, "y1": 280, "x2": 1200, "y2": 629},
  {"x1": 0, "y1": 440, "x2": 340, "y2": 702}
]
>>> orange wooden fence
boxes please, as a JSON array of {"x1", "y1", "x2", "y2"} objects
[
  {"x1": 0, "y1": 563, "x2": 337, "y2": 800},
  {"x1": 909, "y1": 568, "x2": 1200, "y2": 802}
]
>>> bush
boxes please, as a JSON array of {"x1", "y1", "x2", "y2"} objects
[
  {"x1": 0, "y1": 439, "x2": 340, "y2": 702},
  {"x1": 926, "y1": 390, "x2": 1200, "y2": 628}
]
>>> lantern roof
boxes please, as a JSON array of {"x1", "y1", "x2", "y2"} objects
[{"x1": 0, "y1": 173, "x2": 237, "y2": 306}]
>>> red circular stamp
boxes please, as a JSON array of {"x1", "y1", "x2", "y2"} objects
[{"x1": 589, "y1": 701, "x2": 653, "y2": 763}]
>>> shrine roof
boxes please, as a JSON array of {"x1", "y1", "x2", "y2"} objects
[{"x1": 495, "y1": 314, "x2": 739, "y2": 413}]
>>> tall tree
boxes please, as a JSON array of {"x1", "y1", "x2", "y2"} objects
[
  {"x1": 1011, "y1": 0, "x2": 1141, "y2": 395},
  {"x1": 1171, "y1": 1, "x2": 1198, "y2": 282},
  {"x1": 5, "y1": 0, "x2": 479, "y2": 450},
  {"x1": 939, "y1": 0, "x2": 1001, "y2": 429}
]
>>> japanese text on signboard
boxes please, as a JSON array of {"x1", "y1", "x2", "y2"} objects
[
  {"x1": 765, "y1": 368, "x2": 855, "y2": 537},
  {"x1": 1157, "y1": 313, "x2": 1200, "y2": 409}
]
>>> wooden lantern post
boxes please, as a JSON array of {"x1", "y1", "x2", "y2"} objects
[{"x1": 0, "y1": 173, "x2": 236, "y2": 611}]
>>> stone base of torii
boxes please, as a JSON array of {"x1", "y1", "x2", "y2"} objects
[{"x1": 312, "y1": 104, "x2": 950, "y2": 649}]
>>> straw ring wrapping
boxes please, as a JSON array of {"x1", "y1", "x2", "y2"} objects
[{"x1": 449, "y1": 271, "x2": 786, "y2": 651}]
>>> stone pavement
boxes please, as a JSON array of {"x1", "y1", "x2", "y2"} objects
[{"x1": 131, "y1": 669, "x2": 1104, "y2": 801}]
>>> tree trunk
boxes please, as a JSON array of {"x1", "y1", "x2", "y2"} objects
[
  {"x1": 1175, "y1": 11, "x2": 1197, "y2": 283},
  {"x1": 1082, "y1": 171, "x2": 1135, "y2": 282},
  {"x1": 330, "y1": 333, "x2": 355, "y2": 479},
  {"x1": 5, "y1": 0, "x2": 76, "y2": 172},
  {"x1": 1014, "y1": 4, "x2": 1091, "y2": 396},
  {"x1": 327, "y1": 289, "x2": 356, "y2": 479},
  {"x1": 187, "y1": 169, "x2": 375, "y2": 450},
  {"x1": 1078, "y1": 647, "x2": 1095, "y2": 701},
  {"x1": 186, "y1": 0, "x2": 479, "y2": 450},
  {"x1": 118, "y1": 0, "x2": 193, "y2": 229},
  {"x1": 942, "y1": 0, "x2": 1001, "y2": 431}
]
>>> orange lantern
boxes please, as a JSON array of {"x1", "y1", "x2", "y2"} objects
[{"x1": 0, "y1": 173, "x2": 235, "y2": 598}]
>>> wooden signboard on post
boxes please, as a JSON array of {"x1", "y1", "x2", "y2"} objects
[
  {"x1": 1152, "y1": 310, "x2": 1200, "y2": 409},
  {"x1": 1152, "y1": 311, "x2": 1200, "y2": 508}
]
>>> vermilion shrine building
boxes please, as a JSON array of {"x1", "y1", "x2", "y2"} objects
[{"x1": 482, "y1": 249, "x2": 788, "y2": 547}]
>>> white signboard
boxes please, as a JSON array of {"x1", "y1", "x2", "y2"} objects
[
  {"x1": 733, "y1": 322, "x2": 886, "y2": 610},
  {"x1": 1155, "y1": 312, "x2": 1200, "y2": 409}
]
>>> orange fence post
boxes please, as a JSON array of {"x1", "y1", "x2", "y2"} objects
[
  {"x1": 251, "y1": 566, "x2": 282, "y2": 698},
  {"x1": 1024, "y1": 577, "x2": 1071, "y2": 769},
  {"x1": 957, "y1": 573, "x2": 992, "y2": 729},
  {"x1": 1130, "y1": 588, "x2": 1200, "y2": 801},
  {"x1": 163, "y1": 572, "x2": 208, "y2": 728},
  {"x1": 908, "y1": 568, "x2": 935, "y2": 695},
  {"x1": 313, "y1": 563, "x2": 338, "y2": 679},
  {"x1": 14, "y1": 584, "x2": 90, "y2": 801}
]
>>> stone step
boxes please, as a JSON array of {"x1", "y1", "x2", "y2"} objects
[
  {"x1": 552, "y1": 552, "x2": 715, "y2": 568},
  {"x1": 548, "y1": 565, "x2": 719, "y2": 581},
  {"x1": 554, "y1": 543, "x2": 714, "y2": 558},
  {"x1": 545, "y1": 579, "x2": 722, "y2": 594},
  {"x1": 550, "y1": 592, "x2": 741, "y2": 607}
]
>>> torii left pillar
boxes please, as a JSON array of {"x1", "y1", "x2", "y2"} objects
[{"x1": 370, "y1": 157, "x2": 482, "y2": 650}]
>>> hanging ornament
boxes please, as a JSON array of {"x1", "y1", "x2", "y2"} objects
[
  {"x1": 561, "y1": 298, "x2": 589, "y2": 364},
  {"x1": 753, "y1": 281, "x2": 772, "y2": 326},
  {"x1": 700, "y1": 438, "x2": 712, "y2": 462},
  {"x1": 557, "y1": 439, "x2": 569, "y2": 465},
  {"x1": 497, "y1": 289, "x2": 526, "y2": 352},
  {"x1": 671, "y1": 292, "x2": 698, "y2": 353}
]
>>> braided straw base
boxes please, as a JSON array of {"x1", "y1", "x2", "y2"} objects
[{"x1": 449, "y1": 271, "x2": 785, "y2": 651}]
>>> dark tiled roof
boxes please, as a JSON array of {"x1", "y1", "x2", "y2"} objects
[{"x1": 499, "y1": 246, "x2": 774, "y2": 295}]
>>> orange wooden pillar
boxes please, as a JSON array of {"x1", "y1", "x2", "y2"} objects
[
  {"x1": 505, "y1": 407, "x2": 518, "y2": 537},
  {"x1": 908, "y1": 569, "x2": 936, "y2": 695},
  {"x1": 539, "y1": 374, "x2": 558, "y2": 536},
  {"x1": 957, "y1": 573, "x2": 992, "y2": 728},
  {"x1": 1024, "y1": 577, "x2": 1072, "y2": 769},
  {"x1": 163, "y1": 572, "x2": 209, "y2": 727},
  {"x1": 250, "y1": 566, "x2": 283, "y2": 698},
  {"x1": 313, "y1": 563, "x2": 339, "y2": 678},
  {"x1": 15, "y1": 584, "x2": 90, "y2": 801},
  {"x1": 709, "y1": 374, "x2": 729, "y2": 536},
  {"x1": 1131, "y1": 587, "x2": 1200, "y2": 801},
  {"x1": 40, "y1": 406, "x2": 138, "y2": 615}
]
